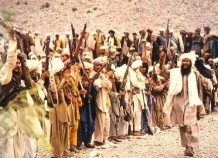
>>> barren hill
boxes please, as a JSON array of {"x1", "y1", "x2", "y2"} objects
[{"x1": 1, "y1": 0, "x2": 218, "y2": 36}]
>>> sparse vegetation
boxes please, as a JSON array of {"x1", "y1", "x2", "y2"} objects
[
  {"x1": 72, "y1": 7, "x2": 77, "y2": 12},
  {"x1": 24, "y1": 2, "x2": 28, "y2": 5},
  {"x1": 22, "y1": 20, "x2": 28, "y2": 24},
  {"x1": 93, "y1": 7, "x2": 97, "y2": 11},
  {"x1": 41, "y1": 2, "x2": 50, "y2": 9},
  {"x1": 0, "y1": 8, "x2": 17, "y2": 22},
  {"x1": 60, "y1": 2, "x2": 64, "y2": 5},
  {"x1": 86, "y1": 10, "x2": 91, "y2": 13},
  {"x1": 15, "y1": 1, "x2": 20, "y2": 5}
]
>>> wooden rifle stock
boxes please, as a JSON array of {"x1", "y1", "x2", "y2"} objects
[{"x1": 73, "y1": 23, "x2": 87, "y2": 63}]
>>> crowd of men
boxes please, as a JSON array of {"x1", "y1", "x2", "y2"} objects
[{"x1": 0, "y1": 20, "x2": 218, "y2": 158}]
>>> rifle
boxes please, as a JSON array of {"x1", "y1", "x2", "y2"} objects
[
  {"x1": 119, "y1": 53, "x2": 133, "y2": 107},
  {"x1": 44, "y1": 38, "x2": 50, "y2": 90},
  {"x1": 71, "y1": 23, "x2": 76, "y2": 52},
  {"x1": 107, "y1": 42, "x2": 112, "y2": 70},
  {"x1": 68, "y1": 25, "x2": 73, "y2": 63},
  {"x1": 87, "y1": 61, "x2": 108, "y2": 103},
  {"x1": 166, "y1": 19, "x2": 170, "y2": 47},
  {"x1": 166, "y1": 19, "x2": 171, "y2": 57},
  {"x1": 14, "y1": 29, "x2": 32, "y2": 59},
  {"x1": 72, "y1": 23, "x2": 87, "y2": 63},
  {"x1": 151, "y1": 62, "x2": 159, "y2": 82},
  {"x1": 169, "y1": 53, "x2": 178, "y2": 69},
  {"x1": 119, "y1": 53, "x2": 133, "y2": 92},
  {"x1": 78, "y1": 54, "x2": 90, "y2": 83},
  {"x1": 0, "y1": 21, "x2": 24, "y2": 107},
  {"x1": 89, "y1": 61, "x2": 108, "y2": 83},
  {"x1": 69, "y1": 23, "x2": 76, "y2": 63}
]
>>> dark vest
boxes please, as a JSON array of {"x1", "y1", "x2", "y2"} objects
[{"x1": 0, "y1": 77, "x2": 25, "y2": 108}]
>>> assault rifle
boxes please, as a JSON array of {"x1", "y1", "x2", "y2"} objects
[
  {"x1": 119, "y1": 53, "x2": 133, "y2": 92},
  {"x1": 69, "y1": 23, "x2": 76, "y2": 63},
  {"x1": 68, "y1": 25, "x2": 73, "y2": 63},
  {"x1": 87, "y1": 61, "x2": 108, "y2": 103},
  {"x1": 166, "y1": 19, "x2": 171, "y2": 57},
  {"x1": 78, "y1": 54, "x2": 90, "y2": 83},
  {"x1": 71, "y1": 23, "x2": 76, "y2": 52},
  {"x1": 44, "y1": 38, "x2": 50, "y2": 90},
  {"x1": 72, "y1": 23, "x2": 87, "y2": 63},
  {"x1": 107, "y1": 42, "x2": 112, "y2": 70},
  {"x1": 119, "y1": 52, "x2": 133, "y2": 107},
  {"x1": 90, "y1": 61, "x2": 108, "y2": 83},
  {"x1": 166, "y1": 19, "x2": 170, "y2": 47}
]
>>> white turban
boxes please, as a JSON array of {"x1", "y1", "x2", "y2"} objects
[
  {"x1": 65, "y1": 31, "x2": 70, "y2": 35},
  {"x1": 110, "y1": 47, "x2": 116, "y2": 53},
  {"x1": 130, "y1": 47, "x2": 135, "y2": 51},
  {"x1": 100, "y1": 45, "x2": 107, "y2": 50},
  {"x1": 92, "y1": 57, "x2": 104, "y2": 66},
  {"x1": 83, "y1": 61, "x2": 93, "y2": 69},
  {"x1": 50, "y1": 58, "x2": 64, "y2": 74},
  {"x1": 46, "y1": 33, "x2": 51, "y2": 37},
  {"x1": 179, "y1": 53, "x2": 196, "y2": 66},
  {"x1": 131, "y1": 60, "x2": 142, "y2": 69},
  {"x1": 62, "y1": 49, "x2": 70, "y2": 56},
  {"x1": 26, "y1": 59, "x2": 39, "y2": 72},
  {"x1": 34, "y1": 31, "x2": 40, "y2": 34},
  {"x1": 114, "y1": 64, "x2": 127, "y2": 79},
  {"x1": 84, "y1": 54, "x2": 91, "y2": 60},
  {"x1": 146, "y1": 42, "x2": 152, "y2": 49}
]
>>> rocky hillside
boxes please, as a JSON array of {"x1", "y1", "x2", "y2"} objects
[{"x1": 1, "y1": 0, "x2": 218, "y2": 36}]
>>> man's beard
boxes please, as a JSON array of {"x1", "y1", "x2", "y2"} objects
[
  {"x1": 209, "y1": 63, "x2": 214, "y2": 68},
  {"x1": 181, "y1": 64, "x2": 192, "y2": 76},
  {"x1": 13, "y1": 67, "x2": 23, "y2": 78}
]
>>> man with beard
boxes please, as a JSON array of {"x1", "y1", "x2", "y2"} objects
[
  {"x1": 120, "y1": 32, "x2": 132, "y2": 55},
  {"x1": 0, "y1": 25, "x2": 45, "y2": 158},
  {"x1": 163, "y1": 53, "x2": 202, "y2": 157},
  {"x1": 116, "y1": 47, "x2": 129, "y2": 67},
  {"x1": 48, "y1": 57, "x2": 73, "y2": 157},
  {"x1": 105, "y1": 30, "x2": 120, "y2": 47},
  {"x1": 137, "y1": 30, "x2": 146, "y2": 55},
  {"x1": 156, "y1": 28, "x2": 167, "y2": 49}
]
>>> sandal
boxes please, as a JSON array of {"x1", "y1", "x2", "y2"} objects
[{"x1": 184, "y1": 147, "x2": 194, "y2": 157}]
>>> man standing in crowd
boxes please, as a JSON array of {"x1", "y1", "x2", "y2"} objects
[
  {"x1": 164, "y1": 53, "x2": 202, "y2": 157},
  {"x1": 91, "y1": 58, "x2": 112, "y2": 146},
  {"x1": 1, "y1": 20, "x2": 218, "y2": 158},
  {"x1": 0, "y1": 22, "x2": 45, "y2": 158},
  {"x1": 191, "y1": 28, "x2": 203, "y2": 56}
]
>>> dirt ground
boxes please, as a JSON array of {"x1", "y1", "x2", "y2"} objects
[{"x1": 35, "y1": 109, "x2": 218, "y2": 158}]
